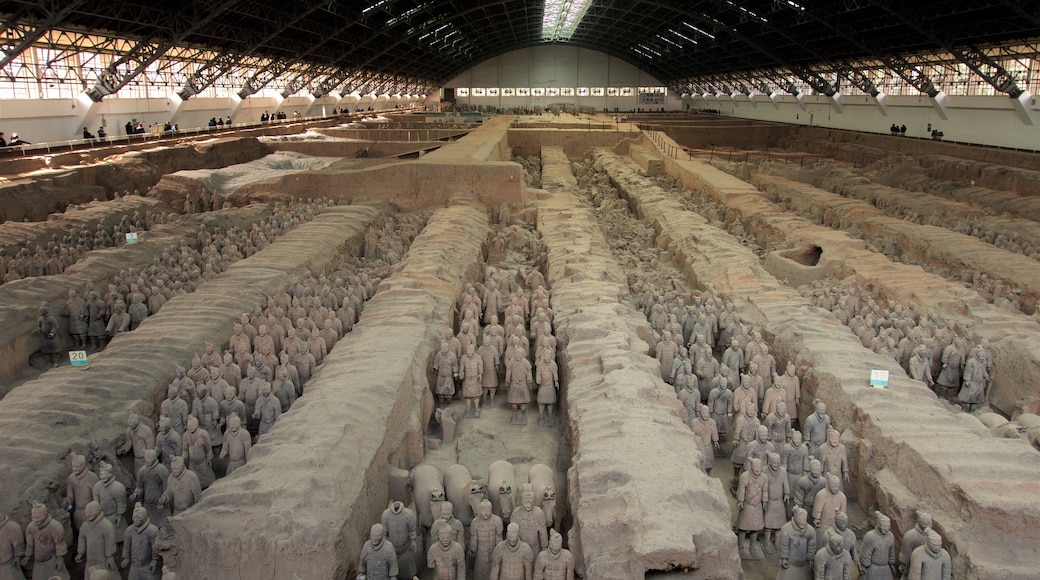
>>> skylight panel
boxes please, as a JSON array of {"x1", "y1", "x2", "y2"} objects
[{"x1": 543, "y1": 0, "x2": 594, "y2": 41}]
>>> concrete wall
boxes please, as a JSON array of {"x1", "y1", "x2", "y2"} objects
[
  {"x1": 443, "y1": 45, "x2": 683, "y2": 111},
  {"x1": 689, "y1": 93, "x2": 1040, "y2": 151}
]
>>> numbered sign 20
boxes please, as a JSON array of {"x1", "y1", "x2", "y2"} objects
[{"x1": 69, "y1": 350, "x2": 89, "y2": 368}]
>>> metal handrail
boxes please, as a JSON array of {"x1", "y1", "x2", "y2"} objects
[{"x1": 0, "y1": 112, "x2": 352, "y2": 159}]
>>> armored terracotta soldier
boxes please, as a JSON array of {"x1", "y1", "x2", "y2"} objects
[
  {"x1": 812, "y1": 475, "x2": 847, "y2": 532},
  {"x1": 181, "y1": 416, "x2": 214, "y2": 489},
  {"x1": 478, "y1": 339, "x2": 500, "y2": 407},
  {"x1": 118, "y1": 413, "x2": 155, "y2": 476},
  {"x1": 469, "y1": 500, "x2": 503, "y2": 580},
  {"x1": 777, "y1": 506, "x2": 816, "y2": 580},
  {"x1": 433, "y1": 341, "x2": 459, "y2": 406},
  {"x1": 765, "y1": 401, "x2": 793, "y2": 448},
  {"x1": 736, "y1": 457, "x2": 769, "y2": 559},
  {"x1": 707, "y1": 378, "x2": 733, "y2": 447},
  {"x1": 131, "y1": 450, "x2": 168, "y2": 528},
  {"x1": 427, "y1": 526, "x2": 465, "y2": 580},
  {"x1": 505, "y1": 350, "x2": 533, "y2": 425},
  {"x1": 510, "y1": 487, "x2": 547, "y2": 557},
  {"x1": 191, "y1": 383, "x2": 221, "y2": 450},
  {"x1": 534, "y1": 351, "x2": 558, "y2": 426},
  {"x1": 430, "y1": 502, "x2": 465, "y2": 548},
  {"x1": 160, "y1": 386, "x2": 189, "y2": 436},
  {"x1": 121, "y1": 504, "x2": 159, "y2": 580},
  {"x1": 0, "y1": 510, "x2": 25, "y2": 580},
  {"x1": 159, "y1": 457, "x2": 201, "y2": 516},
  {"x1": 381, "y1": 501, "x2": 418, "y2": 580},
  {"x1": 459, "y1": 343, "x2": 485, "y2": 418},
  {"x1": 92, "y1": 462, "x2": 127, "y2": 542},
  {"x1": 271, "y1": 366, "x2": 296, "y2": 411},
  {"x1": 814, "y1": 531, "x2": 854, "y2": 580},
  {"x1": 76, "y1": 501, "x2": 117, "y2": 579},
  {"x1": 253, "y1": 383, "x2": 281, "y2": 436},
  {"x1": 169, "y1": 367, "x2": 196, "y2": 409},
  {"x1": 358, "y1": 523, "x2": 399, "y2": 580},
  {"x1": 690, "y1": 405, "x2": 719, "y2": 474},
  {"x1": 803, "y1": 400, "x2": 831, "y2": 459},
  {"x1": 36, "y1": 306, "x2": 62, "y2": 367},
  {"x1": 154, "y1": 418, "x2": 182, "y2": 471},
  {"x1": 532, "y1": 530, "x2": 573, "y2": 580},
  {"x1": 492, "y1": 522, "x2": 533, "y2": 580},
  {"x1": 64, "y1": 289, "x2": 89, "y2": 350},
  {"x1": 23, "y1": 502, "x2": 69, "y2": 580},
  {"x1": 220, "y1": 414, "x2": 251, "y2": 475},
  {"x1": 218, "y1": 385, "x2": 247, "y2": 436},
  {"x1": 907, "y1": 530, "x2": 950, "y2": 580},
  {"x1": 859, "y1": 512, "x2": 896, "y2": 580},
  {"x1": 818, "y1": 428, "x2": 849, "y2": 490},
  {"x1": 66, "y1": 453, "x2": 101, "y2": 532},
  {"x1": 795, "y1": 459, "x2": 826, "y2": 511},
  {"x1": 898, "y1": 512, "x2": 932, "y2": 579},
  {"x1": 782, "y1": 430, "x2": 810, "y2": 493},
  {"x1": 763, "y1": 452, "x2": 790, "y2": 553}
]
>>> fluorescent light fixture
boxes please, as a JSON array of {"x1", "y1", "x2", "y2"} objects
[
  {"x1": 543, "y1": 0, "x2": 594, "y2": 41},
  {"x1": 682, "y1": 22, "x2": 715, "y2": 40}
]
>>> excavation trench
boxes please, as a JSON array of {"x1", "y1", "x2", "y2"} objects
[
  {"x1": 0, "y1": 202, "x2": 385, "y2": 521},
  {"x1": 0, "y1": 204, "x2": 276, "y2": 387},
  {"x1": 161, "y1": 194, "x2": 489, "y2": 579},
  {"x1": 537, "y1": 146, "x2": 740, "y2": 579},
  {"x1": 638, "y1": 139, "x2": 1040, "y2": 417},
  {"x1": 591, "y1": 147, "x2": 1040, "y2": 580}
]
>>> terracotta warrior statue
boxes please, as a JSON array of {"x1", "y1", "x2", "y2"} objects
[
  {"x1": 159, "y1": 456, "x2": 201, "y2": 516},
  {"x1": 777, "y1": 506, "x2": 815, "y2": 580},
  {"x1": 898, "y1": 511, "x2": 932, "y2": 579},
  {"x1": 813, "y1": 531, "x2": 854, "y2": 580},
  {"x1": 76, "y1": 501, "x2": 117, "y2": 579},
  {"x1": 505, "y1": 349, "x2": 533, "y2": 425},
  {"x1": 532, "y1": 529, "x2": 573, "y2": 580},
  {"x1": 357, "y1": 523, "x2": 399, "y2": 580},
  {"x1": 131, "y1": 449, "x2": 168, "y2": 528},
  {"x1": 181, "y1": 416, "x2": 214, "y2": 489},
  {"x1": 220, "y1": 414, "x2": 252, "y2": 475},
  {"x1": 381, "y1": 501, "x2": 418, "y2": 580},
  {"x1": 859, "y1": 512, "x2": 896, "y2": 580},
  {"x1": 907, "y1": 530, "x2": 951, "y2": 580},
  {"x1": 491, "y1": 522, "x2": 534, "y2": 580},
  {"x1": 23, "y1": 502, "x2": 69, "y2": 580},
  {"x1": 459, "y1": 343, "x2": 485, "y2": 418},
  {"x1": 426, "y1": 526, "x2": 465, "y2": 580},
  {"x1": 0, "y1": 509, "x2": 25, "y2": 580},
  {"x1": 66, "y1": 453, "x2": 100, "y2": 533},
  {"x1": 92, "y1": 461, "x2": 128, "y2": 542},
  {"x1": 121, "y1": 503, "x2": 160, "y2": 580},
  {"x1": 510, "y1": 486, "x2": 547, "y2": 557},
  {"x1": 736, "y1": 457, "x2": 769, "y2": 560},
  {"x1": 469, "y1": 499, "x2": 504, "y2": 579}
]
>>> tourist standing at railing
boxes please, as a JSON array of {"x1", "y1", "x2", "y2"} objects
[
  {"x1": 83, "y1": 127, "x2": 95, "y2": 140},
  {"x1": 8, "y1": 133, "x2": 30, "y2": 146},
  {"x1": 98, "y1": 126, "x2": 106, "y2": 138}
]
